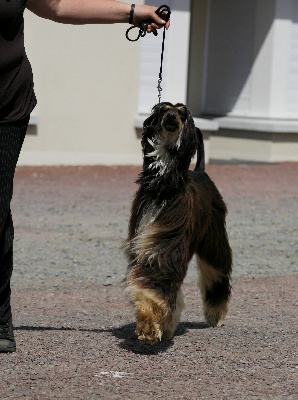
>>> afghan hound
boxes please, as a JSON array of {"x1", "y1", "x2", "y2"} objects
[{"x1": 124, "y1": 102, "x2": 232, "y2": 344}]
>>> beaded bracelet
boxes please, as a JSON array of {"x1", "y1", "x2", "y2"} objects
[{"x1": 129, "y1": 4, "x2": 135, "y2": 25}]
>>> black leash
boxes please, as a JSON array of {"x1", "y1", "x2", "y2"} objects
[
  {"x1": 157, "y1": 19, "x2": 167, "y2": 104},
  {"x1": 126, "y1": 4, "x2": 171, "y2": 104}
]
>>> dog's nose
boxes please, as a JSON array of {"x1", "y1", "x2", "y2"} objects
[
  {"x1": 163, "y1": 110, "x2": 178, "y2": 125},
  {"x1": 166, "y1": 111, "x2": 177, "y2": 120}
]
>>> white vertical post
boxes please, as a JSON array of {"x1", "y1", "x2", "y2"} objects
[{"x1": 250, "y1": 0, "x2": 293, "y2": 118}]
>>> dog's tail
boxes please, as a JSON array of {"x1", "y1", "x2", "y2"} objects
[{"x1": 194, "y1": 127, "x2": 205, "y2": 172}]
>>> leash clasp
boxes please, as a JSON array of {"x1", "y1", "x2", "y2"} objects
[{"x1": 157, "y1": 78, "x2": 162, "y2": 104}]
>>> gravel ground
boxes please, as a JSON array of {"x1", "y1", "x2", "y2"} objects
[{"x1": 0, "y1": 162, "x2": 297, "y2": 399}]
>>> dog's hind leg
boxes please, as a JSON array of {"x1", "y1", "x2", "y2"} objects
[
  {"x1": 196, "y1": 256, "x2": 231, "y2": 327},
  {"x1": 196, "y1": 226, "x2": 232, "y2": 327}
]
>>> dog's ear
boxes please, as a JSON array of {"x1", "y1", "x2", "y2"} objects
[
  {"x1": 141, "y1": 105, "x2": 161, "y2": 154},
  {"x1": 142, "y1": 116, "x2": 157, "y2": 151},
  {"x1": 196, "y1": 126, "x2": 203, "y2": 145},
  {"x1": 194, "y1": 127, "x2": 205, "y2": 172},
  {"x1": 143, "y1": 105, "x2": 161, "y2": 131},
  {"x1": 143, "y1": 114, "x2": 157, "y2": 131}
]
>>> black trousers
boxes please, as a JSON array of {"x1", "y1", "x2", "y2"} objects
[{"x1": 0, "y1": 117, "x2": 29, "y2": 324}]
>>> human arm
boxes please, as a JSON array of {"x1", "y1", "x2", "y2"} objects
[{"x1": 26, "y1": 0, "x2": 170, "y2": 30}]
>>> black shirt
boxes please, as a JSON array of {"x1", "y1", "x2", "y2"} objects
[{"x1": 0, "y1": 0, "x2": 36, "y2": 123}]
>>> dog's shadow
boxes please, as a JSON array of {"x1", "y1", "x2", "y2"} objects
[{"x1": 112, "y1": 321, "x2": 207, "y2": 354}]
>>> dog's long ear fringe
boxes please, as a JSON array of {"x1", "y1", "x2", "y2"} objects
[
  {"x1": 194, "y1": 127, "x2": 205, "y2": 172},
  {"x1": 143, "y1": 103, "x2": 164, "y2": 127},
  {"x1": 141, "y1": 106, "x2": 162, "y2": 158},
  {"x1": 143, "y1": 114, "x2": 156, "y2": 130}
]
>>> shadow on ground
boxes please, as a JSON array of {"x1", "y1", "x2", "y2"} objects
[{"x1": 112, "y1": 321, "x2": 208, "y2": 354}]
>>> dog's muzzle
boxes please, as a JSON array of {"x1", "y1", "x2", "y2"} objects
[{"x1": 161, "y1": 111, "x2": 181, "y2": 132}]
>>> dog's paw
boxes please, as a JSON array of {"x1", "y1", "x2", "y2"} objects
[
  {"x1": 205, "y1": 317, "x2": 224, "y2": 328},
  {"x1": 135, "y1": 320, "x2": 162, "y2": 345},
  {"x1": 204, "y1": 304, "x2": 228, "y2": 327}
]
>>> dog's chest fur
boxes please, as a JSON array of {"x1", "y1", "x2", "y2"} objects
[
  {"x1": 136, "y1": 199, "x2": 164, "y2": 236},
  {"x1": 146, "y1": 133, "x2": 182, "y2": 177}
]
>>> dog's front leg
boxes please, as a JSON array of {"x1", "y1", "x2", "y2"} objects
[
  {"x1": 135, "y1": 293, "x2": 164, "y2": 345},
  {"x1": 126, "y1": 281, "x2": 184, "y2": 345},
  {"x1": 127, "y1": 285, "x2": 168, "y2": 345}
]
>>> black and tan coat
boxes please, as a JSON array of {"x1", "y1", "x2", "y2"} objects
[{"x1": 124, "y1": 103, "x2": 232, "y2": 345}]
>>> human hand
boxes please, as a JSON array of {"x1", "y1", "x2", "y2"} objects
[{"x1": 132, "y1": 4, "x2": 170, "y2": 32}]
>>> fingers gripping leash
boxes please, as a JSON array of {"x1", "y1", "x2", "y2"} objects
[
  {"x1": 125, "y1": 4, "x2": 171, "y2": 41},
  {"x1": 126, "y1": 4, "x2": 171, "y2": 104}
]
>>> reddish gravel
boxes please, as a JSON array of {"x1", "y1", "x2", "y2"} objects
[{"x1": 0, "y1": 162, "x2": 297, "y2": 399}]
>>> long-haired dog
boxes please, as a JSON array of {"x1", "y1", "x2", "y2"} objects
[{"x1": 124, "y1": 102, "x2": 232, "y2": 345}]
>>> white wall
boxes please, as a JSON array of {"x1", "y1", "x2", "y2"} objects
[{"x1": 20, "y1": 2, "x2": 144, "y2": 166}]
